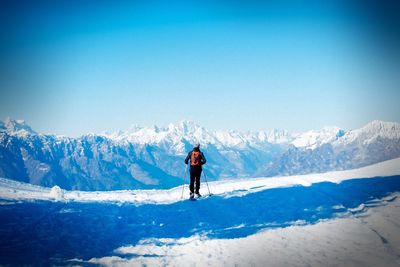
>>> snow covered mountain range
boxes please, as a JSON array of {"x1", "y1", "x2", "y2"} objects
[{"x1": 0, "y1": 118, "x2": 399, "y2": 190}]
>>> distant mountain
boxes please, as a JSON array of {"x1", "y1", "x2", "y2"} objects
[
  {"x1": 259, "y1": 120, "x2": 400, "y2": 176},
  {"x1": 0, "y1": 118, "x2": 399, "y2": 190}
]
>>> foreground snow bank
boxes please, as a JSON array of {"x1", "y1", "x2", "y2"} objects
[
  {"x1": 1, "y1": 157, "x2": 400, "y2": 205},
  {"x1": 75, "y1": 193, "x2": 400, "y2": 267}
]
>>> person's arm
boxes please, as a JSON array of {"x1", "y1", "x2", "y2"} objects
[
  {"x1": 201, "y1": 152, "x2": 206, "y2": 165},
  {"x1": 184, "y1": 152, "x2": 191, "y2": 164}
]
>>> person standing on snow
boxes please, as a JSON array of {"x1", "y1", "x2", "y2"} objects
[{"x1": 184, "y1": 143, "x2": 206, "y2": 199}]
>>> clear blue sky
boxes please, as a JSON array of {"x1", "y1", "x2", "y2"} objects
[{"x1": 1, "y1": 0, "x2": 399, "y2": 136}]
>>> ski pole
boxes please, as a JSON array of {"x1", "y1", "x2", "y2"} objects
[
  {"x1": 181, "y1": 164, "x2": 188, "y2": 199},
  {"x1": 202, "y1": 168, "x2": 212, "y2": 196}
]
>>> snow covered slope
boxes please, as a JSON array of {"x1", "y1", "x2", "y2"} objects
[
  {"x1": 80, "y1": 193, "x2": 400, "y2": 267},
  {"x1": 1, "y1": 157, "x2": 400, "y2": 266},
  {"x1": 1, "y1": 157, "x2": 399, "y2": 205}
]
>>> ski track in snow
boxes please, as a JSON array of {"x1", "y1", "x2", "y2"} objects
[{"x1": 1, "y1": 157, "x2": 400, "y2": 205}]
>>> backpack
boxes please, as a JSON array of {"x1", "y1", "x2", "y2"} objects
[{"x1": 191, "y1": 151, "x2": 201, "y2": 166}]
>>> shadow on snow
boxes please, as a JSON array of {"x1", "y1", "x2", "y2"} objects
[{"x1": 0, "y1": 175, "x2": 400, "y2": 265}]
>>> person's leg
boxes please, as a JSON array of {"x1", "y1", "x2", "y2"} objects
[
  {"x1": 195, "y1": 169, "x2": 202, "y2": 194},
  {"x1": 189, "y1": 168, "x2": 195, "y2": 195}
]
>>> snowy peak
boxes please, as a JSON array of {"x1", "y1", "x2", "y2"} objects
[
  {"x1": 289, "y1": 121, "x2": 400, "y2": 150},
  {"x1": 214, "y1": 130, "x2": 247, "y2": 147},
  {"x1": 334, "y1": 120, "x2": 400, "y2": 146},
  {"x1": 104, "y1": 120, "x2": 293, "y2": 149},
  {"x1": 0, "y1": 118, "x2": 37, "y2": 137},
  {"x1": 102, "y1": 120, "x2": 214, "y2": 147},
  {"x1": 168, "y1": 120, "x2": 214, "y2": 144},
  {"x1": 262, "y1": 129, "x2": 292, "y2": 144},
  {"x1": 171, "y1": 120, "x2": 201, "y2": 133},
  {"x1": 2, "y1": 118, "x2": 399, "y2": 150},
  {"x1": 292, "y1": 126, "x2": 345, "y2": 150},
  {"x1": 359, "y1": 120, "x2": 400, "y2": 136}
]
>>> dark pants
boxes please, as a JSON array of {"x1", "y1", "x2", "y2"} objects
[{"x1": 189, "y1": 166, "x2": 202, "y2": 194}]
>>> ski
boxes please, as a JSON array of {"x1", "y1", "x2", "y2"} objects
[{"x1": 189, "y1": 194, "x2": 213, "y2": 201}]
